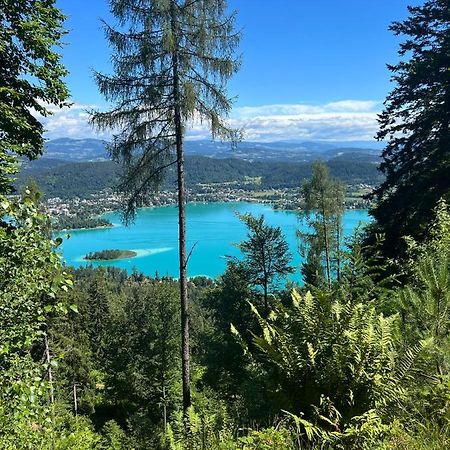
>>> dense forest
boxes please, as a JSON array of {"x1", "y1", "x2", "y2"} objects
[
  {"x1": 1, "y1": 0, "x2": 450, "y2": 449},
  {"x1": 84, "y1": 249, "x2": 137, "y2": 260},
  {"x1": 54, "y1": 216, "x2": 113, "y2": 232},
  {"x1": 17, "y1": 155, "x2": 381, "y2": 200}
]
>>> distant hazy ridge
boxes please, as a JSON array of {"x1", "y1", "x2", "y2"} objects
[{"x1": 17, "y1": 138, "x2": 383, "y2": 198}]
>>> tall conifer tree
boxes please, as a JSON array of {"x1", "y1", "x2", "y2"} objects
[
  {"x1": 236, "y1": 213, "x2": 294, "y2": 316},
  {"x1": 91, "y1": 0, "x2": 240, "y2": 412},
  {"x1": 299, "y1": 162, "x2": 345, "y2": 288},
  {"x1": 371, "y1": 0, "x2": 450, "y2": 257}
]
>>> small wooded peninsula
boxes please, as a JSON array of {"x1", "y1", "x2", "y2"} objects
[{"x1": 84, "y1": 249, "x2": 137, "y2": 261}]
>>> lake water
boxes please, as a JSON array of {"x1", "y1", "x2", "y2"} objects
[{"x1": 57, "y1": 202, "x2": 370, "y2": 279}]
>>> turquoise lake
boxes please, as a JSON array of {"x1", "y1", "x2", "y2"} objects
[{"x1": 57, "y1": 202, "x2": 370, "y2": 279}]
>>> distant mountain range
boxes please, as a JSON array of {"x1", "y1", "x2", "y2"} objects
[
  {"x1": 35, "y1": 138, "x2": 381, "y2": 165},
  {"x1": 40, "y1": 138, "x2": 108, "y2": 163},
  {"x1": 17, "y1": 156, "x2": 383, "y2": 200},
  {"x1": 16, "y1": 138, "x2": 383, "y2": 199}
]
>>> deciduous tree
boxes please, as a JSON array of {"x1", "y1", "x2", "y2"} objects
[{"x1": 0, "y1": 0, "x2": 69, "y2": 194}]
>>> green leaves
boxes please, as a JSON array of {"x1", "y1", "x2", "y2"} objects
[
  {"x1": 0, "y1": 0, "x2": 69, "y2": 194},
  {"x1": 242, "y1": 289, "x2": 401, "y2": 426},
  {"x1": 299, "y1": 161, "x2": 346, "y2": 288},
  {"x1": 0, "y1": 191, "x2": 74, "y2": 443}
]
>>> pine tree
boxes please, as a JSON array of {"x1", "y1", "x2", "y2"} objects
[
  {"x1": 236, "y1": 213, "x2": 294, "y2": 316},
  {"x1": 371, "y1": 0, "x2": 450, "y2": 258},
  {"x1": 90, "y1": 0, "x2": 240, "y2": 412},
  {"x1": 86, "y1": 271, "x2": 110, "y2": 358}
]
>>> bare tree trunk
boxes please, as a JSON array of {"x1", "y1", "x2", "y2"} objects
[
  {"x1": 263, "y1": 281, "x2": 268, "y2": 318},
  {"x1": 171, "y1": 2, "x2": 191, "y2": 414},
  {"x1": 73, "y1": 382, "x2": 78, "y2": 417},
  {"x1": 161, "y1": 317, "x2": 168, "y2": 430},
  {"x1": 162, "y1": 385, "x2": 167, "y2": 431},
  {"x1": 321, "y1": 205, "x2": 331, "y2": 289},
  {"x1": 44, "y1": 333, "x2": 54, "y2": 404},
  {"x1": 175, "y1": 98, "x2": 191, "y2": 415},
  {"x1": 336, "y1": 217, "x2": 341, "y2": 282}
]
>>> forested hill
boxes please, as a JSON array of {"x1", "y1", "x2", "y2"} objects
[
  {"x1": 17, "y1": 154, "x2": 383, "y2": 199},
  {"x1": 40, "y1": 137, "x2": 381, "y2": 163},
  {"x1": 20, "y1": 138, "x2": 382, "y2": 199}
]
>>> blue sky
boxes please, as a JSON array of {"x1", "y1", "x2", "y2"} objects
[{"x1": 45, "y1": 0, "x2": 419, "y2": 143}]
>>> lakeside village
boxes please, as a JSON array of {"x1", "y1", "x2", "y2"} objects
[{"x1": 43, "y1": 180, "x2": 374, "y2": 231}]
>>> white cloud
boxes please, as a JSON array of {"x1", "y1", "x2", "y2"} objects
[
  {"x1": 39, "y1": 99, "x2": 381, "y2": 142},
  {"x1": 233, "y1": 100, "x2": 380, "y2": 118},
  {"x1": 36, "y1": 102, "x2": 111, "y2": 140},
  {"x1": 228, "y1": 111, "x2": 379, "y2": 142},
  {"x1": 324, "y1": 100, "x2": 379, "y2": 112}
]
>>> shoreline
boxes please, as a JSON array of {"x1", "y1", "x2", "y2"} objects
[
  {"x1": 58, "y1": 205, "x2": 370, "y2": 280},
  {"x1": 56, "y1": 224, "x2": 115, "y2": 233},
  {"x1": 57, "y1": 201, "x2": 370, "y2": 232}
]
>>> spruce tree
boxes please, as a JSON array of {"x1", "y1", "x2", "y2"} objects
[
  {"x1": 90, "y1": 0, "x2": 240, "y2": 412},
  {"x1": 371, "y1": 0, "x2": 450, "y2": 257},
  {"x1": 236, "y1": 213, "x2": 294, "y2": 316}
]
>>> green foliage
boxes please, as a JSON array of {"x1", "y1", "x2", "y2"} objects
[
  {"x1": 236, "y1": 427, "x2": 296, "y2": 450},
  {"x1": 376, "y1": 421, "x2": 450, "y2": 450},
  {"x1": 161, "y1": 405, "x2": 232, "y2": 450},
  {"x1": 392, "y1": 200, "x2": 450, "y2": 425},
  {"x1": 49, "y1": 268, "x2": 188, "y2": 444},
  {"x1": 0, "y1": 190, "x2": 71, "y2": 429},
  {"x1": 0, "y1": 0, "x2": 69, "y2": 193},
  {"x1": 299, "y1": 161, "x2": 345, "y2": 288},
  {"x1": 0, "y1": 190, "x2": 104, "y2": 447},
  {"x1": 101, "y1": 420, "x2": 130, "y2": 449},
  {"x1": 0, "y1": 190, "x2": 70, "y2": 355},
  {"x1": 54, "y1": 216, "x2": 113, "y2": 232},
  {"x1": 17, "y1": 156, "x2": 382, "y2": 200},
  {"x1": 5, "y1": 192, "x2": 450, "y2": 450},
  {"x1": 84, "y1": 249, "x2": 136, "y2": 261},
  {"x1": 300, "y1": 236, "x2": 326, "y2": 289},
  {"x1": 90, "y1": 0, "x2": 240, "y2": 219},
  {"x1": 0, "y1": 410, "x2": 102, "y2": 450},
  {"x1": 283, "y1": 408, "x2": 395, "y2": 450},
  {"x1": 236, "y1": 213, "x2": 294, "y2": 315},
  {"x1": 200, "y1": 262, "x2": 268, "y2": 419},
  {"x1": 163, "y1": 417, "x2": 302, "y2": 450},
  {"x1": 240, "y1": 289, "x2": 400, "y2": 425},
  {"x1": 371, "y1": 0, "x2": 450, "y2": 258},
  {"x1": 17, "y1": 160, "x2": 120, "y2": 200},
  {"x1": 337, "y1": 230, "x2": 397, "y2": 309},
  {"x1": 107, "y1": 281, "x2": 182, "y2": 437}
]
